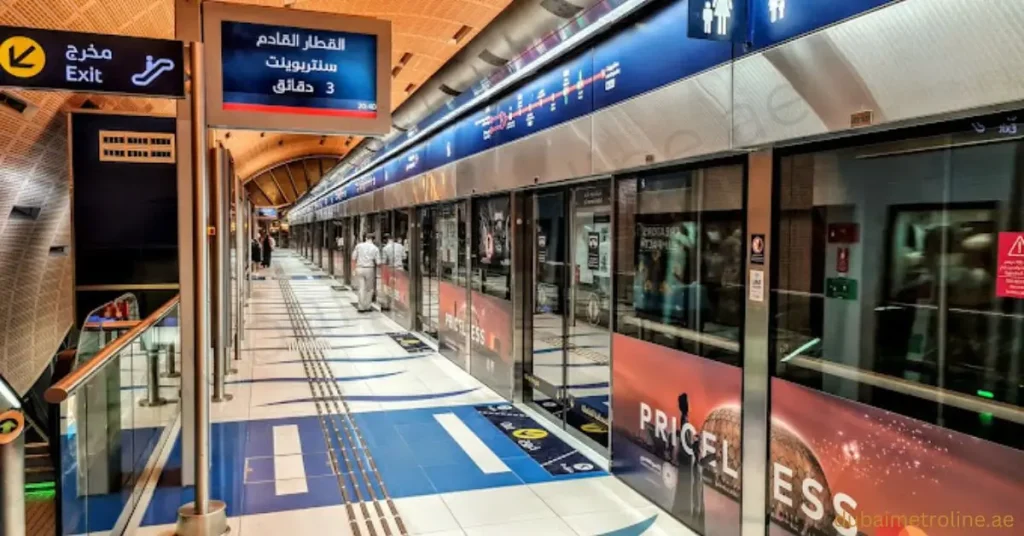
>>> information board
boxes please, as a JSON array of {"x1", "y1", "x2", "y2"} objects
[
  {"x1": 749, "y1": 0, "x2": 894, "y2": 50},
  {"x1": 220, "y1": 21, "x2": 378, "y2": 117},
  {"x1": 492, "y1": 52, "x2": 594, "y2": 146},
  {"x1": 0, "y1": 26, "x2": 183, "y2": 98},
  {"x1": 203, "y1": 2, "x2": 391, "y2": 135},
  {"x1": 592, "y1": 1, "x2": 731, "y2": 109}
]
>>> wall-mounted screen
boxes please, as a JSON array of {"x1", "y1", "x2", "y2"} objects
[{"x1": 202, "y1": 2, "x2": 391, "y2": 136}]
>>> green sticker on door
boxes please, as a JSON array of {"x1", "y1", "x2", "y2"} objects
[{"x1": 826, "y1": 277, "x2": 858, "y2": 300}]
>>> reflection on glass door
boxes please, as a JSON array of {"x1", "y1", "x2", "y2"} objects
[
  {"x1": 527, "y1": 190, "x2": 570, "y2": 425},
  {"x1": 436, "y1": 202, "x2": 469, "y2": 369},
  {"x1": 566, "y1": 184, "x2": 612, "y2": 449},
  {"x1": 418, "y1": 206, "x2": 439, "y2": 340},
  {"x1": 375, "y1": 212, "x2": 392, "y2": 307}
]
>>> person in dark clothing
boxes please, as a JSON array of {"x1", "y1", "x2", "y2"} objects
[
  {"x1": 251, "y1": 236, "x2": 262, "y2": 268},
  {"x1": 261, "y1": 232, "x2": 273, "y2": 268},
  {"x1": 672, "y1": 393, "x2": 705, "y2": 532}
]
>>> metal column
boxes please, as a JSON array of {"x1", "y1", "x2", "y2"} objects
[
  {"x1": 176, "y1": 41, "x2": 229, "y2": 536},
  {"x1": 234, "y1": 175, "x2": 245, "y2": 360},
  {"x1": 211, "y1": 147, "x2": 232, "y2": 401},
  {"x1": 0, "y1": 410, "x2": 25, "y2": 536},
  {"x1": 741, "y1": 149, "x2": 774, "y2": 536}
]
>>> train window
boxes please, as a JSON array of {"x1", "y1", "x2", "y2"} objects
[
  {"x1": 773, "y1": 123, "x2": 1024, "y2": 450},
  {"x1": 472, "y1": 194, "x2": 512, "y2": 301},
  {"x1": 613, "y1": 164, "x2": 746, "y2": 366}
]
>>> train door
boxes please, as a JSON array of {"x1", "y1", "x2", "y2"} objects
[
  {"x1": 384, "y1": 209, "x2": 412, "y2": 328},
  {"x1": 329, "y1": 219, "x2": 341, "y2": 279},
  {"x1": 320, "y1": 220, "x2": 329, "y2": 271},
  {"x1": 522, "y1": 181, "x2": 612, "y2": 453},
  {"x1": 313, "y1": 221, "x2": 323, "y2": 268},
  {"x1": 417, "y1": 206, "x2": 440, "y2": 340},
  {"x1": 436, "y1": 201, "x2": 469, "y2": 370},
  {"x1": 375, "y1": 212, "x2": 392, "y2": 308}
]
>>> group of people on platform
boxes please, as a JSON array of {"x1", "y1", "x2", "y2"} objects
[
  {"x1": 250, "y1": 230, "x2": 275, "y2": 270},
  {"x1": 351, "y1": 233, "x2": 407, "y2": 313}
]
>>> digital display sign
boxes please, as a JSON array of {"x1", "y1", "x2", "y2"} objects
[
  {"x1": 220, "y1": 21, "x2": 378, "y2": 118},
  {"x1": 203, "y1": 2, "x2": 391, "y2": 135},
  {"x1": 0, "y1": 26, "x2": 184, "y2": 98}
]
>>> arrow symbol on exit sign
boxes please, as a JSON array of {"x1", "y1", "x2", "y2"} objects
[{"x1": 8, "y1": 45, "x2": 36, "y2": 69}]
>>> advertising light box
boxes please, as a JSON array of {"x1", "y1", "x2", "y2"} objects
[{"x1": 203, "y1": 2, "x2": 391, "y2": 136}]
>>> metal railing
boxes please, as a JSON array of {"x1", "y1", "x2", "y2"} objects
[
  {"x1": 41, "y1": 294, "x2": 182, "y2": 536},
  {"x1": 45, "y1": 295, "x2": 180, "y2": 404}
]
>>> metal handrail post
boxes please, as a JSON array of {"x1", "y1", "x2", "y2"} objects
[
  {"x1": 140, "y1": 348, "x2": 168, "y2": 407},
  {"x1": 234, "y1": 175, "x2": 245, "y2": 360},
  {"x1": 175, "y1": 41, "x2": 228, "y2": 536},
  {"x1": 211, "y1": 147, "x2": 232, "y2": 400},
  {"x1": 0, "y1": 409, "x2": 25, "y2": 536},
  {"x1": 164, "y1": 342, "x2": 179, "y2": 378}
]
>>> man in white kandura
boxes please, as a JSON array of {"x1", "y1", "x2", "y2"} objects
[{"x1": 351, "y1": 234, "x2": 380, "y2": 312}]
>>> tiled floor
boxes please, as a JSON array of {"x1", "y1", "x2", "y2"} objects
[{"x1": 124, "y1": 250, "x2": 696, "y2": 536}]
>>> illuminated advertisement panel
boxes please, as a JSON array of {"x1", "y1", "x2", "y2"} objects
[{"x1": 611, "y1": 334, "x2": 1024, "y2": 535}]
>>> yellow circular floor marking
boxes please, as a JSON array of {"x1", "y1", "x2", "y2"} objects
[{"x1": 512, "y1": 428, "x2": 548, "y2": 440}]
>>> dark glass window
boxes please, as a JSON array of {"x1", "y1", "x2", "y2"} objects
[
  {"x1": 614, "y1": 163, "x2": 746, "y2": 366},
  {"x1": 773, "y1": 118, "x2": 1024, "y2": 450},
  {"x1": 472, "y1": 194, "x2": 512, "y2": 300}
]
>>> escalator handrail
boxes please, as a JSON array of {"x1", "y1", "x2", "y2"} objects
[{"x1": 44, "y1": 294, "x2": 180, "y2": 403}]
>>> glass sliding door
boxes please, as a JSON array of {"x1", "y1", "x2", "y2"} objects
[
  {"x1": 470, "y1": 194, "x2": 514, "y2": 397},
  {"x1": 436, "y1": 202, "x2": 469, "y2": 369},
  {"x1": 566, "y1": 183, "x2": 612, "y2": 449},
  {"x1": 770, "y1": 116, "x2": 1024, "y2": 536},
  {"x1": 611, "y1": 162, "x2": 746, "y2": 535},
  {"x1": 525, "y1": 189, "x2": 570, "y2": 426},
  {"x1": 418, "y1": 206, "x2": 440, "y2": 340},
  {"x1": 384, "y1": 210, "x2": 412, "y2": 327}
]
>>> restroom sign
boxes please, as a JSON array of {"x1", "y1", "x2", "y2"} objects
[{"x1": 996, "y1": 232, "x2": 1024, "y2": 298}]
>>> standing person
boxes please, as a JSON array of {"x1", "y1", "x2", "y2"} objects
[
  {"x1": 352, "y1": 234, "x2": 380, "y2": 312},
  {"x1": 251, "y1": 234, "x2": 262, "y2": 272},
  {"x1": 261, "y1": 230, "x2": 273, "y2": 268}
]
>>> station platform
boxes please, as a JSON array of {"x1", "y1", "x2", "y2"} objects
[{"x1": 124, "y1": 249, "x2": 694, "y2": 536}]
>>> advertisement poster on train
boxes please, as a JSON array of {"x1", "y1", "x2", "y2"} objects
[
  {"x1": 477, "y1": 195, "x2": 511, "y2": 268},
  {"x1": 633, "y1": 216, "x2": 691, "y2": 322},
  {"x1": 380, "y1": 265, "x2": 411, "y2": 325},
  {"x1": 610, "y1": 334, "x2": 1024, "y2": 536},
  {"x1": 610, "y1": 334, "x2": 742, "y2": 535},
  {"x1": 438, "y1": 280, "x2": 468, "y2": 364},
  {"x1": 468, "y1": 290, "x2": 513, "y2": 396},
  {"x1": 770, "y1": 379, "x2": 1024, "y2": 536}
]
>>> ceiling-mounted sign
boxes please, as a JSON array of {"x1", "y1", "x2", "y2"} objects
[
  {"x1": 257, "y1": 207, "x2": 279, "y2": 219},
  {"x1": 203, "y1": 2, "x2": 391, "y2": 136},
  {"x1": 0, "y1": 26, "x2": 184, "y2": 97},
  {"x1": 687, "y1": 0, "x2": 748, "y2": 42}
]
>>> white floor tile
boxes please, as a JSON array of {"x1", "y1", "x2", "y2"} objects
[
  {"x1": 393, "y1": 495, "x2": 461, "y2": 535},
  {"x1": 441, "y1": 487, "x2": 556, "y2": 529},
  {"x1": 529, "y1": 476, "x2": 655, "y2": 517},
  {"x1": 561, "y1": 505, "x2": 698, "y2": 536},
  {"x1": 240, "y1": 506, "x2": 354, "y2": 536},
  {"x1": 462, "y1": 516, "x2": 576, "y2": 536}
]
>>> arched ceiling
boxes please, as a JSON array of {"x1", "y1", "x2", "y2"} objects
[
  {"x1": 1, "y1": 0, "x2": 516, "y2": 204},
  {"x1": 244, "y1": 155, "x2": 339, "y2": 208}
]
